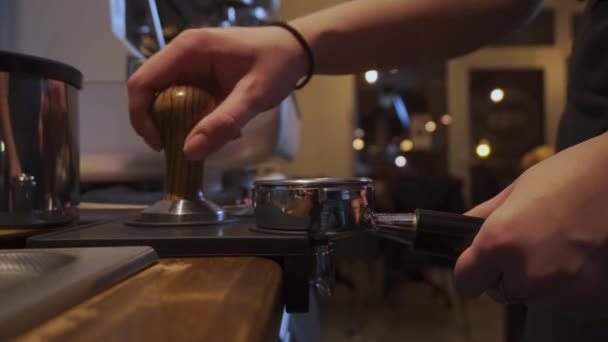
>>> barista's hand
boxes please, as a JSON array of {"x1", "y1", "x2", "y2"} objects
[
  {"x1": 127, "y1": 26, "x2": 307, "y2": 158},
  {"x1": 454, "y1": 132, "x2": 608, "y2": 313}
]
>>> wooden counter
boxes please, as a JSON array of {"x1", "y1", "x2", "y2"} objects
[
  {"x1": 0, "y1": 228, "x2": 37, "y2": 248},
  {"x1": 0, "y1": 228, "x2": 32, "y2": 238},
  {"x1": 17, "y1": 257, "x2": 284, "y2": 342}
]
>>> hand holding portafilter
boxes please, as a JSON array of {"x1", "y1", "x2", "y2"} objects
[{"x1": 130, "y1": 85, "x2": 225, "y2": 226}]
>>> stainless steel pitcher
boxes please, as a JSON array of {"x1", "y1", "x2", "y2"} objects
[{"x1": 0, "y1": 51, "x2": 82, "y2": 227}]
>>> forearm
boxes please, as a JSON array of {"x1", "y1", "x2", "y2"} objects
[{"x1": 289, "y1": 0, "x2": 542, "y2": 74}]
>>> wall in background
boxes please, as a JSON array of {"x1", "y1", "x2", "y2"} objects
[
  {"x1": 274, "y1": 0, "x2": 355, "y2": 179},
  {"x1": 14, "y1": 0, "x2": 128, "y2": 82},
  {"x1": 0, "y1": 0, "x2": 16, "y2": 50}
]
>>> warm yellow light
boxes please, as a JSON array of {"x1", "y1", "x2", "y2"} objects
[
  {"x1": 490, "y1": 88, "x2": 504, "y2": 103},
  {"x1": 400, "y1": 139, "x2": 414, "y2": 152},
  {"x1": 425, "y1": 121, "x2": 437, "y2": 133},
  {"x1": 353, "y1": 138, "x2": 365, "y2": 151},
  {"x1": 364, "y1": 70, "x2": 379, "y2": 84},
  {"x1": 476, "y1": 141, "x2": 491, "y2": 158},
  {"x1": 440, "y1": 114, "x2": 452, "y2": 125},
  {"x1": 394, "y1": 155, "x2": 407, "y2": 168}
]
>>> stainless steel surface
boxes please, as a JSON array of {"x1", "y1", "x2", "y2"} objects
[
  {"x1": 0, "y1": 246, "x2": 158, "y2": 340},
  {"x1": 254, "y1": 177, "x2": 374, "y2": 189},
  {"x1": 311, "y1": 242, "x2": 335, "y2": 296},
  {"x1": 0, "y1": 53, "x2": 81, "y2": 226},
  {"x1": 253, "y1": 177, "x2": 421, "y2": 297},
  {"x1": 0, "y1": 140, "x2": 7, "y2": 211},
  {"x1": 253, "y1": 178, "x2": 373, "y2": 234},
  {"x1": 368, "y1": 212, "x2": 417, "y2": 246},
  {"x1": 252, "y1": 178, "x2": 486, "y2": 296},
  {"x1": 253, "y1": 178, "x2": 419, "y2": 242},
  {"x1": 137, "y1": 197, "x2": 225, "y2": 224},
  {"x1": 11, "y1": 173, "x2": 36, "y2": 212},
  {"x1": 253, "y1": 177, "x2": 378, "y2": 239}
]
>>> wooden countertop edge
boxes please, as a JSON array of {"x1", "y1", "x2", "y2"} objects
[
  {"x1": 17, "y1": 257, "x2": 284, "y2": 342},
  {"x1": 0, "y1": 228, "x2": 34, "y2": 239}
]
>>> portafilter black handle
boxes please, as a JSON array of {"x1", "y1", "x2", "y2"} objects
[
  {"x1": 413, "y1": 209, "x2": 484, "y2": 258},
  {"x1": 370, "y1": 209, "x2": 485, "y2": 260}
]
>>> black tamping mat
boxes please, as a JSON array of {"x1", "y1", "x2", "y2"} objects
[{"x1": 26, "y1": 216, "x2": 311, "y2": 257}]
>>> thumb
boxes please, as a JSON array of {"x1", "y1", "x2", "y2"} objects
[{"x1": 183, "y1": 81, "x2": 260, "y2": 159}]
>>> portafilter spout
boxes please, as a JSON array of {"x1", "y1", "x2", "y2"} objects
[{"x1": 128, "y1": 85, "x2": 225, "y2": 226}]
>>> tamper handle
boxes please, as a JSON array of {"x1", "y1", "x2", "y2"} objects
[{"x1": 151, "y1": 86, "x2": 216, "y2": 201}]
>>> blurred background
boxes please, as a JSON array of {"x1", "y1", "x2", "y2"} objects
[
  {"x1": 282, "y1": 2, "x2": 571, "y2": 340},
  {"x1": 0, "y1": 0, "x2": 586, "y2": 340}
]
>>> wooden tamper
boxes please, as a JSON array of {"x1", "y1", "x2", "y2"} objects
[{"x1": 133, "y1": 85, "x2": 225, "y2": 225}]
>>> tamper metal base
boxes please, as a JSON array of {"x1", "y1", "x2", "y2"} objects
[{"x1": 126, "y1": 198, "x2": 226, "y2": 227}]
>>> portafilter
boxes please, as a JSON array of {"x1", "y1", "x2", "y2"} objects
[{"x1": 253, "y1": 177, "x2": 484, "y2": 294}]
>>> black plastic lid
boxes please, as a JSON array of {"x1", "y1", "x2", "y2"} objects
[{"x1": 0, "y1": 50, "x2": 83, "y2": 89}]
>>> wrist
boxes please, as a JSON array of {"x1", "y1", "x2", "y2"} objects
[
  {"x1": 267, "y1": 22, "x2": 314, "y2": 89},
  {"x1": 289, "y1": 18, "x2": 320, "y2": 72}
]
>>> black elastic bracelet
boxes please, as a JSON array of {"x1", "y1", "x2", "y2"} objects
[{"x1": 267, "y1": 22, "x2": 315, "y2": 90}]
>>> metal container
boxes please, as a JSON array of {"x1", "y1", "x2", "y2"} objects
[{"x1": 0, "y1": 51, "x2": 82, "y2": 226}]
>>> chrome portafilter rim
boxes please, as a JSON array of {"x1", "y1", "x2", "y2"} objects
[
  {"x1": 251, "y1": 177, "x2": 373, "y2": 237},
  {"x1": 253, "y1": 177, "x2": 373, "y2": 189}
]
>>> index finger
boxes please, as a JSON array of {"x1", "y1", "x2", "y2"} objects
[{"x1": 127, "y1": 31, "x2": 211, "y2": 150}]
